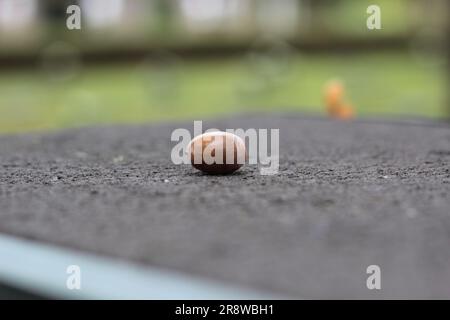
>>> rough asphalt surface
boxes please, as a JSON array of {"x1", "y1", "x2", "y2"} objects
[{"x1": 0, "y1": 114, "x2": 449, "y2": 299}]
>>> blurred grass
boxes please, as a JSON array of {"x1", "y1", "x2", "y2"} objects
[
  {"x1": 0, "y1": 51, "x2": 446, "y2": 134},
  {"x1": 320, "y1": 0, "x2": 413, "y2": 36}
]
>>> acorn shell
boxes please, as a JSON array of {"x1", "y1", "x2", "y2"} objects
[{"x1": 187, "y1": 131, "x2": 247, "y2": 174}]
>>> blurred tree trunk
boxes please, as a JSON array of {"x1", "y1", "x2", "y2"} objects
[
  {"x1": 307, "y1": 0, "x2": 342, "y2": 34},
  {"x1": 43, "y1": 0, "x2": 81, "y2": 39},
  {"x1": 44, "y1": 0, "x2": 79, "y2": 20}
]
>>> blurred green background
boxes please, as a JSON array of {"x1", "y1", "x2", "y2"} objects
[{"x1": 0, "y1": 0, "x2": 448, "y2": 133}]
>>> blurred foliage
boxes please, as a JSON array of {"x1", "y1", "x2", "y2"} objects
[
  {"x1": 0, "y1": 0, "x2": 432, "y2": 53},
  {"x1": 316, "y1": 0, "x2": 414, "y2": 35},
  {"x1": 0, "y1": 0, "x2": 447, "y2": 133}
]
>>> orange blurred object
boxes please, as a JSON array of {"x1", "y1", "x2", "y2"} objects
[
  {"x1": 335, "y1": 103, "x2": 354, "y2": 119},
  {"x1": 325, "y1": 81, "x2": 344, "y2": 108},
  {"x1": 324, "y1": 80, "x2": 355, "y2": 120}
]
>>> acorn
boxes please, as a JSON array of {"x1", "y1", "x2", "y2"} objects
[{"x1": 187, "y1": 131, "x2": 246, "y2": 174}]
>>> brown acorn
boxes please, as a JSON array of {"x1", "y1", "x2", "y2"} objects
[{"x1": 187, "y1": 131, "x2": 247, "y2": 174}]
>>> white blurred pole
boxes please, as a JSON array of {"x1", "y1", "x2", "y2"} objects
[
  {"x1": 80, "y1": 0, "x2": 124, "y2": 29},
  {"x1": 0, "y1": 0, "x2": 38, "y2": 32}
]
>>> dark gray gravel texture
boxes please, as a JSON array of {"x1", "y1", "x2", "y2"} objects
[{"x1": 0, "y1": 114, "x2": 449, "y2": 299}]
